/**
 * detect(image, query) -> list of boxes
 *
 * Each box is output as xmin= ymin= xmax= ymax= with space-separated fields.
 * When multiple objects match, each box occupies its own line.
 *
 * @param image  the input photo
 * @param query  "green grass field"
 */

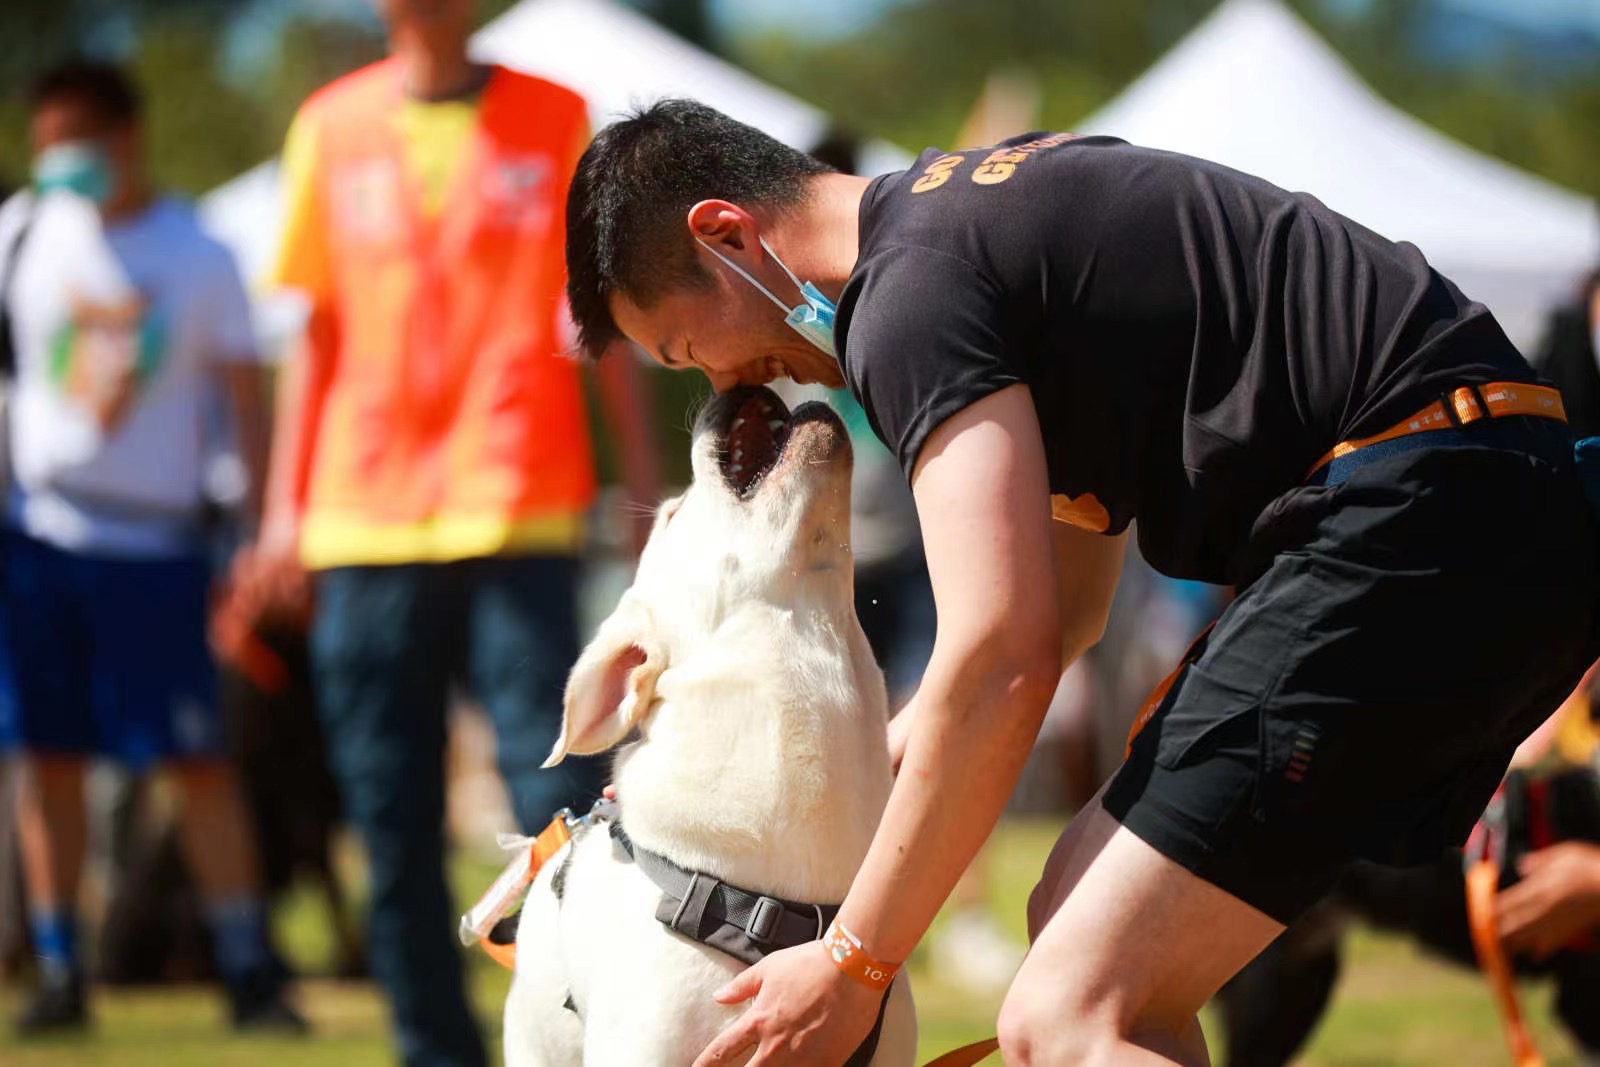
xmin=0 ymin=817 xmax=1581 ymax=1066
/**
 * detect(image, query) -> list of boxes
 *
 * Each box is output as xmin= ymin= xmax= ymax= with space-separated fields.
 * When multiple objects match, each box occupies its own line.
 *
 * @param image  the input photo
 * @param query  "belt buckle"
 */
xmin=1442 ymin=384 xmax=1488 ymax=428
xmin=745 ymin=896 xmax=783 ymax=943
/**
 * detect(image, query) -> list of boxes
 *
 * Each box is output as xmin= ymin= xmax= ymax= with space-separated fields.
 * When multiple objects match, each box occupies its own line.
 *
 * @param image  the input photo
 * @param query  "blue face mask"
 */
xmin=696 ymin=236 xmax=838 ymax=359
xmin=33 ymin=141 xmax=113 ymax=204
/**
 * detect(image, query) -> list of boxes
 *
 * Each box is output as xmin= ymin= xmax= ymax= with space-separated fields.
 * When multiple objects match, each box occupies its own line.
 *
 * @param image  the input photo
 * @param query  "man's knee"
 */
xmin=168 ymin=759 xmax=236 ymax=795
xmin=1025 ymin=875 xmax=1058 ymax=943
xmin=998 ymin=982 xmax=1111 ymax=1067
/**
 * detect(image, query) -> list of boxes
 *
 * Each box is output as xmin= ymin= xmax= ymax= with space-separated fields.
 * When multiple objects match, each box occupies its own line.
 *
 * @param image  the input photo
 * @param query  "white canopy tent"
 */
xmin=199 ymin=0 xmax=910 ymax=351
xmin=1078 ymin=0 xmax=1599 ymax=351
xmin=473 ymin=0 xmax=910 ymax=176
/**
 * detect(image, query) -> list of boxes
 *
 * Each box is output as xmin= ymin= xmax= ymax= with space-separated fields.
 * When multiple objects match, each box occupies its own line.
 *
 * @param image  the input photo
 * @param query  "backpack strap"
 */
xmin=0 ymin=193 xmax=39 ymax=380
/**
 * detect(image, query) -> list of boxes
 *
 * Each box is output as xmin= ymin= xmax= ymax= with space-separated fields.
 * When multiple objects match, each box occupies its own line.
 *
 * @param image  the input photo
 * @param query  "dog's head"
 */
xmin=546 ymin=385 xmax=867 ymax=767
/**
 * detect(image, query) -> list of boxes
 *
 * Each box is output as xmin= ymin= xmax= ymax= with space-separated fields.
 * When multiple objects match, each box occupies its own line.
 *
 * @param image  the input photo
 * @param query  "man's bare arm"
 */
xmin=887 ymin=497 xmax=1125 ymax=772
xmin=839 ymin=383 xmax=1122 ymax=962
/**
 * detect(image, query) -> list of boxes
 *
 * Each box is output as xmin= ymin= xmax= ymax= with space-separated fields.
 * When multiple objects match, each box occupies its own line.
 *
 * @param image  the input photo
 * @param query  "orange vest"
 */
xmin=285 ymin=60 xmax=594 ymax=568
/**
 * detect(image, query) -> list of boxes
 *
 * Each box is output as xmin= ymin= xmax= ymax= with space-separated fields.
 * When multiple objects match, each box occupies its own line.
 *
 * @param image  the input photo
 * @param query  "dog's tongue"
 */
xmin=726 ymin=393 xmax=787 ymax=497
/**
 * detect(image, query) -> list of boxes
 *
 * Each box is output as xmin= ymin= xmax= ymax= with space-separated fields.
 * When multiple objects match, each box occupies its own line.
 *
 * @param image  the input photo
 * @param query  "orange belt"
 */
xmin=1306 ymin=381 xmax=1566 ymax=479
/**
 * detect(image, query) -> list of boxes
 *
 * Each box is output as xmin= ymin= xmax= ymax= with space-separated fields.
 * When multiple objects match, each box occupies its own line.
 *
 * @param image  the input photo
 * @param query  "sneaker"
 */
xmin=14 ymin=968 xmax=88 ymax=1035
xmin=227 ymin=967 xmax=309 ymax=1035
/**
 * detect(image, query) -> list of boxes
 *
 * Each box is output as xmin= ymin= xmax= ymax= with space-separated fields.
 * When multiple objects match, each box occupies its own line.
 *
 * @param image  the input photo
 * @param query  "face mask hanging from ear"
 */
xmin=695 ymin=235 xmax=838 ymax=359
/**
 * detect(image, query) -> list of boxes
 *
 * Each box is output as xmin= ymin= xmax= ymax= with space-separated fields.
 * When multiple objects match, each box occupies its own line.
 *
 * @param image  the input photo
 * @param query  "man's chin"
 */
xmin=784 ymin=359 xmax=845 ymax=390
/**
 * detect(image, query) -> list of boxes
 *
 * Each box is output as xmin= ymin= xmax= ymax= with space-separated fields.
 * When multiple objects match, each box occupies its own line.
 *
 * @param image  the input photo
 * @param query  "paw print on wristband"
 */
xmin=823 ymin=920 xmax=899 ymax=991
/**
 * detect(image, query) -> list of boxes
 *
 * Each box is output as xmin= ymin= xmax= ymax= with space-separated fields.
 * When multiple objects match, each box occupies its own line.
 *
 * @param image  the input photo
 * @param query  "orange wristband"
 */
xmin=822 ymin=920 xmax=900 ymax=991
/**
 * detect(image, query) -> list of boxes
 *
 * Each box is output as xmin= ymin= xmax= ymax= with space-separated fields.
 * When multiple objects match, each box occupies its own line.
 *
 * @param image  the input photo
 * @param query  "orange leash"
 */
xmin=1463 ymin=791 xmax=1544 ymax=1067
xmin=1465 ymin=859 xmax=1543 ymax=1067
xmin=462 ymin=815 xmax=573 ymax=971
xmin=922 ymin=1037 xmax=1001 ymax=1066
xmin=1125 ymin=622 xmax=1217 ymax=757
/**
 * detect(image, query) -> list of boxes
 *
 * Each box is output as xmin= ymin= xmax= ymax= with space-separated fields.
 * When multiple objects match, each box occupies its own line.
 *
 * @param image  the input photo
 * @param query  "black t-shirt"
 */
xmin=836 ymin=134 xmax=1536 ymax=584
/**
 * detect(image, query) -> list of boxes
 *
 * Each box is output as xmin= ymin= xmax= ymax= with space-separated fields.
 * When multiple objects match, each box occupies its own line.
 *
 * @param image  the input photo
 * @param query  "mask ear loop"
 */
xmin=694 ymin=236 xmax=794 ymax=314
xmin=757 ymin=237 xmax=812 ymax=298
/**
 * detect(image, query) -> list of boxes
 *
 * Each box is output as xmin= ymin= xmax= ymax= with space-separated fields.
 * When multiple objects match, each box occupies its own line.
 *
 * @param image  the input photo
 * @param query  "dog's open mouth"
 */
xmin=722 ymin=389 xmax=792 ymax=499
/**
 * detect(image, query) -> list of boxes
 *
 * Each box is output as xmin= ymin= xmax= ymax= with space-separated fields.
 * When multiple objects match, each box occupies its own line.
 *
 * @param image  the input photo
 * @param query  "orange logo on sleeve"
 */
xmin=1050 ymin=491 xmax=1111 ymax=533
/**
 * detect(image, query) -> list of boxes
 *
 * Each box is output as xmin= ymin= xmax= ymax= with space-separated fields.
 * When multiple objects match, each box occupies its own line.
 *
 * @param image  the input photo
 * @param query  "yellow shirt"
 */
xmin=395 ymin=98 xmax=478 ymax=218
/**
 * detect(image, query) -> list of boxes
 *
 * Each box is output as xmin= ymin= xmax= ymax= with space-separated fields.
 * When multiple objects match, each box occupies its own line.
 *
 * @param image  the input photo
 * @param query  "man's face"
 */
xmin=610 ymin=245 xmax=845 ymax=394
xmin=374 ymin=0 xmax=475 ymax=37
xmin=31 ymin=97 xmax=136 ymax=198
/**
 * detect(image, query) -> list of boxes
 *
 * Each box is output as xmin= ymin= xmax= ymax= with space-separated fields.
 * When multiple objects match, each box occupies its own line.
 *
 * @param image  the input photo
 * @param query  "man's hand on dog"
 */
xmin=691 ymin=941 xmax=884 ymax=1067
xmin=1497 ymin=842 xmax=1600 ymax=959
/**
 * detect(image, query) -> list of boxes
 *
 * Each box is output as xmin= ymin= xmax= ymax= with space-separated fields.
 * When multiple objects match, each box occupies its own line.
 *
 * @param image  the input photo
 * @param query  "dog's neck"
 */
xmin=611 ymin=611 xmax=891 ymax=904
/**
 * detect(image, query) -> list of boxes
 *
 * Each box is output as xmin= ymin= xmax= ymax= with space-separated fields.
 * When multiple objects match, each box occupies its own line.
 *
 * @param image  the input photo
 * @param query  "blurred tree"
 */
xmin=733 ymin=0 xmax=1600 ymax=200
xmin=631 ymin=0 xmax=717 ymax=53
xmin=257 ymin=14 xmax=386 ymax=145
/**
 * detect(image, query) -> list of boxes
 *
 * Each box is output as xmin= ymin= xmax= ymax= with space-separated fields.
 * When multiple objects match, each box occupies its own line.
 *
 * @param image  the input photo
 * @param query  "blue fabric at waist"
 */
xmin=1307 ymin=416 xmax=1571 ymax=487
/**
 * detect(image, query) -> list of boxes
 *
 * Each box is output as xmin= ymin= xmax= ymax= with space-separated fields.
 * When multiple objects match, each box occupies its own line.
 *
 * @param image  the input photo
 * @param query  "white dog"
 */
xmin=502 ymin=386 xmax=916 ymax=1067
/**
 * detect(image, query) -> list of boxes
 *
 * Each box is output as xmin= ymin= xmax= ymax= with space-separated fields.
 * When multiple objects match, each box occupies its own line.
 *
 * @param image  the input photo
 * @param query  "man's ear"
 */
xmin=687 ymin=199 xmax=756 ymax=253
xmin=544 ymin=598 xmax=665 ymax=767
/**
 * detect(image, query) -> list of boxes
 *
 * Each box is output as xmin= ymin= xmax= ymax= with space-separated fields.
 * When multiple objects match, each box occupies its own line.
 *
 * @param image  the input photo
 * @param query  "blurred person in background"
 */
xmin=0 ymin=61 xmax=297 ymax=1034
xmin=1533 ymin=269 xmax=1600 ymax=438
xmin=252 ymin=1 xmax=660 ymax=1064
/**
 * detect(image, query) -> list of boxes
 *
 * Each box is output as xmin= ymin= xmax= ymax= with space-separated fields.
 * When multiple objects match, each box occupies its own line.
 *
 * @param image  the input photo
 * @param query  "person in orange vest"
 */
xmin=251 ymin=2 xmax=660 ymax=1063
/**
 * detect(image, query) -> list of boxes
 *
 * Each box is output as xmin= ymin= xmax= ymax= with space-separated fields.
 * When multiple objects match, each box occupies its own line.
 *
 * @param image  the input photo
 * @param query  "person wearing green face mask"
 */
xmin=0 ymin=62 xmax=299 ymax=1037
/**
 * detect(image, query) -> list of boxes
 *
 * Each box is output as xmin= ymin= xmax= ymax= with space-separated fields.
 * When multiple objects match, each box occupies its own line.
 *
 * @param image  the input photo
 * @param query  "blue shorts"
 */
xmin=0 ymin=530 xmax=222 ymax=769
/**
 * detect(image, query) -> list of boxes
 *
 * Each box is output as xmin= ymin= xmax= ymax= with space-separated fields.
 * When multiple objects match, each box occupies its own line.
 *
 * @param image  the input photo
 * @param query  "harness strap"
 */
xmin=610 ymin=822 xmax=896 ymax=1066
xmin=610 ymin=821 xmax=837 ymax=967
xmin=1306 ymin=381 xmax=1566 ymax=479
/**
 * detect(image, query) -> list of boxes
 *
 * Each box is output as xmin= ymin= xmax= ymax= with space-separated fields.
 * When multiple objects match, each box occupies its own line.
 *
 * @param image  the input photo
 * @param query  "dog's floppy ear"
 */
xmin=544 ymin=598 xmax=665 ymax=766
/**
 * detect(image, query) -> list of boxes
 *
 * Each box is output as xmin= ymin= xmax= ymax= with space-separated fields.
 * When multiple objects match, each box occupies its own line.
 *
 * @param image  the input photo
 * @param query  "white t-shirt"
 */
xmin=0 ymin=191 xmax=260 ymax=557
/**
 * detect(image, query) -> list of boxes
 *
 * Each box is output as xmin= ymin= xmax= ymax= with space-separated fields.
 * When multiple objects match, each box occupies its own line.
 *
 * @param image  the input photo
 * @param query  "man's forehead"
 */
xmin=32 ymin=99 xmax=111 ymax=142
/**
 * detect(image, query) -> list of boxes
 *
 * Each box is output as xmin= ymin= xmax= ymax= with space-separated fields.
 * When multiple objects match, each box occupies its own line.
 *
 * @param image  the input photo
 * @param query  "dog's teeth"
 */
xmin=733 ymin=448 xmax=743 ymax=461
xmin=730 ymin=464 xmax=743 ymax=475
xmin=732 ymin=417 xmax=745 ymax=430
xmin=769 ymin=420 xmax=784 ymax=431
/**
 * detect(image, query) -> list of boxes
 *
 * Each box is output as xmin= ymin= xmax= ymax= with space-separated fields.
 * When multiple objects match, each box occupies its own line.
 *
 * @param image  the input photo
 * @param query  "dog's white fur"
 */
xmin=503 ymin=391 xmax=916 ymax=1067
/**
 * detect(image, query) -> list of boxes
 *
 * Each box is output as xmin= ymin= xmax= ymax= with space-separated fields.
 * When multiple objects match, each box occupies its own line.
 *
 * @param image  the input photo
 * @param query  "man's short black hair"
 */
xmin=28 ymin=61 xmax=143 ymax=129
xmin=566 ymin=99 xmax=833 ymax=359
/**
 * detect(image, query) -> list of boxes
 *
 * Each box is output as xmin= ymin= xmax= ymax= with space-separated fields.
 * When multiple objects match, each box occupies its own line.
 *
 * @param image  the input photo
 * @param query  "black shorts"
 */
xmin=1103 ymin=416 xmax=1600 ymax=923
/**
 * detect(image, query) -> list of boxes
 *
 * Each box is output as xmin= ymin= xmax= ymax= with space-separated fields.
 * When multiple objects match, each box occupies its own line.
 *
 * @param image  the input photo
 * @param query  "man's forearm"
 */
xmin=221 ymin=364 xmax=272 ymax=525
xmin=837 ymin=656 xmax=1058 ymax=964
xmin=260 ymin=314 xmax=334 ymax=543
